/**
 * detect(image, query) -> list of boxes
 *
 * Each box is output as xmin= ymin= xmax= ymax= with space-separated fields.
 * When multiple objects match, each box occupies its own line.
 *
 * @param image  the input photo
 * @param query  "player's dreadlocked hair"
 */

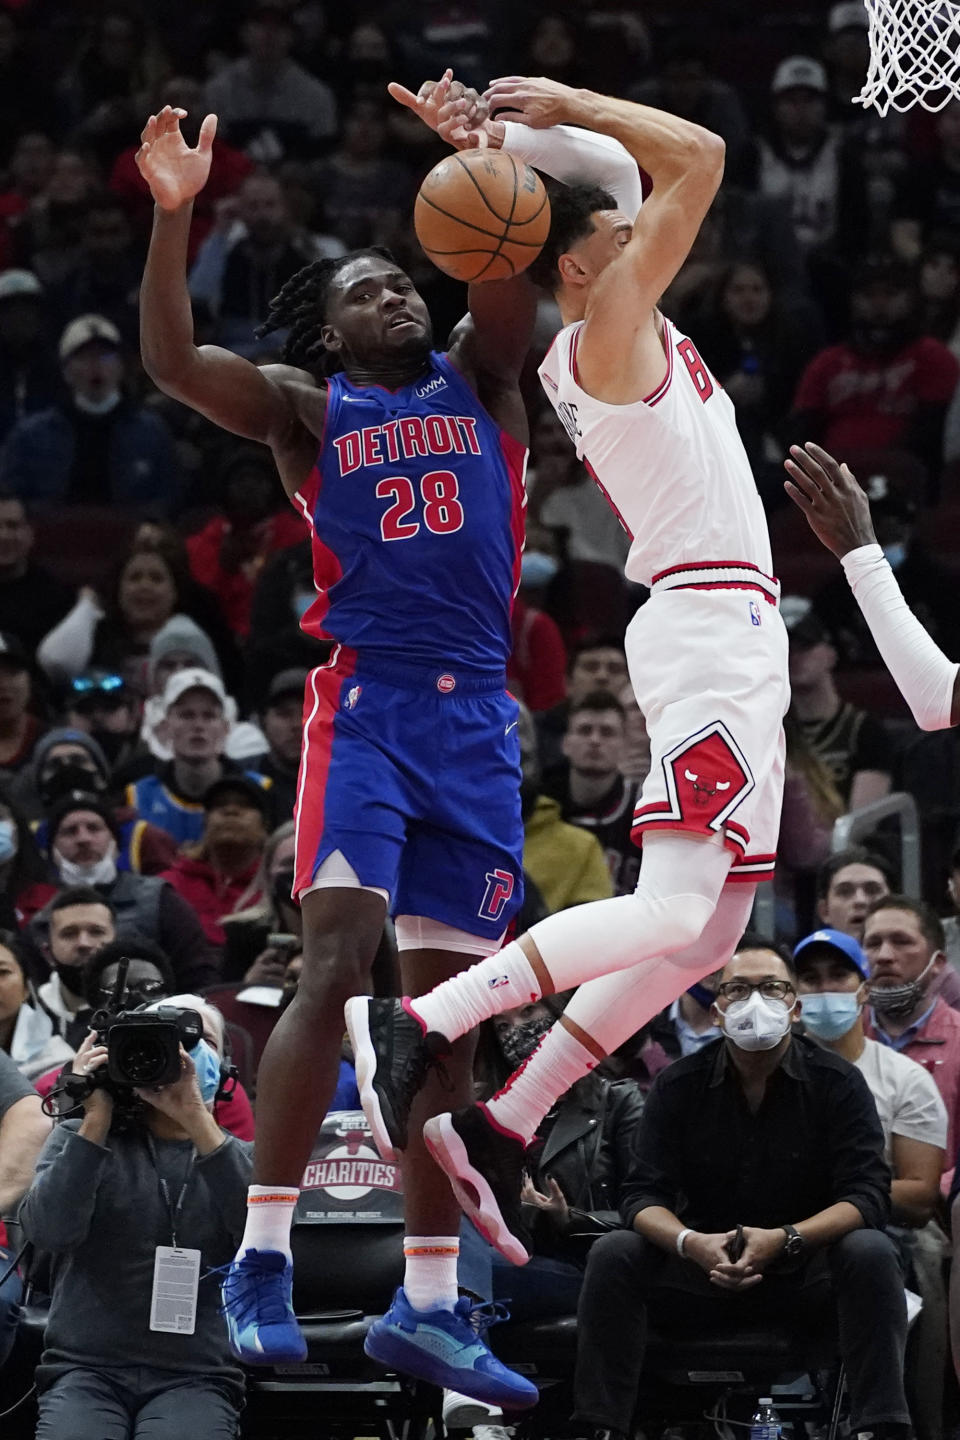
xmin=526 ymin=181 xmax=619 ymax=295
xmin=256 ymin=247 xmax=398 ymax=375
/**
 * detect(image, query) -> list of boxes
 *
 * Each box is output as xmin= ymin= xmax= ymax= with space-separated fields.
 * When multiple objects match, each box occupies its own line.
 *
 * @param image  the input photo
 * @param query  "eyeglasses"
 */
xmin=71 ymin=673 xmax=126 ymax=695
xmin=98 ymin=978 xmax=166 ymax=1003
xmin=716 ymin=979 xmax=796 ymax=1003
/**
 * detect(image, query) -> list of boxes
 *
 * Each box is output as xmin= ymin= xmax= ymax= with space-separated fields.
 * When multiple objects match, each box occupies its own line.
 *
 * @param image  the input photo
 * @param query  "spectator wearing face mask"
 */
xmin=33 ymin=941 xmax=255 ymax=1145
xmin=508 ymin=523 xmax=568 ymax=715
xmin=795 ymin=926 xmax=949 ymax=1440
xmin=33 ymin=886 xmax=118 ymax=1049
xmin=0 ymin=313 xmax=181 ymax=513
xmin=26 ymin=792 xmax=219 ymax=997
xmin=13 ymin=727 xmax=177 ymax=876
xmin=125 ymin=669 xmax=271 ymax=848
xmin=863 ymin=896 xmax=960 ymax=1190
xmin=451 ymin=996 xmax=644 ymax=1436
xmin=19 ymin=999 xmax=252 ymax=1440
xmin=574 ymin=935 xmax=905 ymax=1440
xmin=63 ymin=670 xmax=144 ymax=775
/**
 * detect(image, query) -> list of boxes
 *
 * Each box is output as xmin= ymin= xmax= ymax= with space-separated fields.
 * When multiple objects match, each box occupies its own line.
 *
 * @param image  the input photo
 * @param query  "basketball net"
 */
xmin=855 ymin=0 xmax=960 ymax=112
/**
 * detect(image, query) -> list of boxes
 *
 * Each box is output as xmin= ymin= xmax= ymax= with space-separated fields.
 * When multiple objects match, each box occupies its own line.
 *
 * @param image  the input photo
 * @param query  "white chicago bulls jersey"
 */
xmin=537 ymin=316 xmax=773 ymax=587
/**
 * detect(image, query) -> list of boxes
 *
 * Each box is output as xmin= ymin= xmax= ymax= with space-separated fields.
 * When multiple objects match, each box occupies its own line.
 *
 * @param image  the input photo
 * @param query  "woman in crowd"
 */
xmin=0 ymin=929 xmax=73 ymax=1080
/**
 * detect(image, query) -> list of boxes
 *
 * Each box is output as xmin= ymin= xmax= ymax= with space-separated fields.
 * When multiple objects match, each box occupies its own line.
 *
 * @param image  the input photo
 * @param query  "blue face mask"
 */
xmin=686 ymin=981 xmax=716 ymax=1010
xmin=882 ymin=542 xmax=907 ymax=571
xmin=800 ymin=991 xmax=862 ymax=1040
xmin=0 ymin=818 xmax=17 ymax=863
xmin=189 ymin=1039 xmax=222 ymax=1104
xmin=521 ymin=550 xmax=559 ymax=588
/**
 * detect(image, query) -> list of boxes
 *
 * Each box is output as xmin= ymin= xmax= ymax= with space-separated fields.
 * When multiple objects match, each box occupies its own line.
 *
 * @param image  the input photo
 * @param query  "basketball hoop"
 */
xmin=855 ymin=0 xmax=960 ymax=113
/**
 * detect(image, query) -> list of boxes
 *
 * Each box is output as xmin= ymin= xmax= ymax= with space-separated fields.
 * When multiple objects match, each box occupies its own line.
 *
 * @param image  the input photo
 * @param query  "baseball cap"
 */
xmin=772 ymin=56 xmax=829 ymax=94
xmin=161 ymin=666 xmax=228 ymax=714
xmin=58 ymin=313 xmax=122 ymax=362
xmin=266 ymin=668 xmax=308 ymax=705
xmin=793 ymin=927 xmax=870 ymax=980
xmin=0 ymin=632 xmax=29 ymax=670
xmin=203 ymin=774 xmax=271 ymax=817
xmin=829 ymin=2 xmax=868 ymax=32
xmin=781 ymin=595 xmax=830 ymax=649
xmin=0 ymin=269 xmax=42 ymax=302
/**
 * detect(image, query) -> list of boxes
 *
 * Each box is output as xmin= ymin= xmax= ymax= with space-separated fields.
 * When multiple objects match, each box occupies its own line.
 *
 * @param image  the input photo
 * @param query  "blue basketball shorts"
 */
xmin=292 ymin=654 xmax=524 ymax=942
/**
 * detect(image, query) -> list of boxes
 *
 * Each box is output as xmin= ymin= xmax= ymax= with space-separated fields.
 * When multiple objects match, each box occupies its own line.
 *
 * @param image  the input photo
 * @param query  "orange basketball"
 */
xmin=414 ymin=149 xmax=551 ymax=283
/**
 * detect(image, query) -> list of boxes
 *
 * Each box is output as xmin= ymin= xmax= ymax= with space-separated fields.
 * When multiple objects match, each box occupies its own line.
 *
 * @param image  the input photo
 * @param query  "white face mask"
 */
xmin=53 ymin=841 xmax=118 ymax=888
xmin=73 ymin=388 xmax=122 ymax=416
xmin=721 ymin=990 xmax=795 ymax=1051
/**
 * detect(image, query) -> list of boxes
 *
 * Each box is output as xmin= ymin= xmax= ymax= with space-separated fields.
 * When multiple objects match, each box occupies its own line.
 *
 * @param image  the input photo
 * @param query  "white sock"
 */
xmin=238 ymin=1185 xmax=300 ymax=1261
xmin=403 ymin=1235 xmax=460 ymax=1310
xmin=411 ymin=945 xmax=541 ymax=1041
xmin=484 ymin=885 xmax=757 ymax=1144
xmin=412 ymin=832 xmax=731 ymax=1043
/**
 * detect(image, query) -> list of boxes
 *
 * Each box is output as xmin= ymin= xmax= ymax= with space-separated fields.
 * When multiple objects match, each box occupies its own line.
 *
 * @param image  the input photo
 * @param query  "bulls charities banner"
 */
xmin=295 ymin=1110 xmax=405 ymax=1223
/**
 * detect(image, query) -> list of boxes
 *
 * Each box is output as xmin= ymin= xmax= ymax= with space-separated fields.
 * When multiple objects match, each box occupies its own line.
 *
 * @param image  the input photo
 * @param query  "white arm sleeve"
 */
xmin=36 ymin=592 xmax=102 ymax=681
xmin=840 ymin=544 xmax=957 ymax=731
xmin=500 ymin=122 xmax=644 ymax=219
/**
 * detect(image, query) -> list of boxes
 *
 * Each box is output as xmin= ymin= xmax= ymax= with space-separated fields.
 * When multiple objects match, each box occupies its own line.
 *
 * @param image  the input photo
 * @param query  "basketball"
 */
xmin=414 ymin=149 xmax=551 ymax=283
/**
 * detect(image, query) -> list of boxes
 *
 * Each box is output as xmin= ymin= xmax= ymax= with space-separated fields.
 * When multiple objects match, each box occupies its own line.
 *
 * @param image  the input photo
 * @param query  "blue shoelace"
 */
xmin=212 ymin=1254 xmax=293 ymax=1329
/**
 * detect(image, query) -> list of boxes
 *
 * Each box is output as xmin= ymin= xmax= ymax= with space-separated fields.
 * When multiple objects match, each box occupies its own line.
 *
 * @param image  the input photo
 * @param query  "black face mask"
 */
xmin=52 ymin=960 xmax=87 ymax=1001
xmin=40 ymin=760 xmax=106 ymax=809
xmin=498 ymin=1015 xmax=554 ymax=1069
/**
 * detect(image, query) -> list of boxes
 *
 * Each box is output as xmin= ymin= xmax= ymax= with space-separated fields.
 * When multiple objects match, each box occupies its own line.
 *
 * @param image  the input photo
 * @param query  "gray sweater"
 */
xmin=20 ymin=1120 xmax=252 ymax=1396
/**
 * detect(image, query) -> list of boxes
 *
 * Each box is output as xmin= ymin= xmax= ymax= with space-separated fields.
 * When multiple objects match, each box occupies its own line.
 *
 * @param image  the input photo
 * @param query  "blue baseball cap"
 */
xmin=793 ymin=928 xmax=870 ymax=980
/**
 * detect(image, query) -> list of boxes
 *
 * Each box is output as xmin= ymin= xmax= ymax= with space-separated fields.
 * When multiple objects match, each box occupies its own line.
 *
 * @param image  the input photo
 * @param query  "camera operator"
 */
xmin=19 ymin=1003 xmax=252 ymax=1438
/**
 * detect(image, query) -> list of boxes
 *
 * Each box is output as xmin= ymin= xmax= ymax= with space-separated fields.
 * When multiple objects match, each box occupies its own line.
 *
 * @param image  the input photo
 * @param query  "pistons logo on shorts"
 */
xmin=633 ymin=721 xmax=755 ymax=840
xmin=436 ymin=673 xmax=457 ymax=694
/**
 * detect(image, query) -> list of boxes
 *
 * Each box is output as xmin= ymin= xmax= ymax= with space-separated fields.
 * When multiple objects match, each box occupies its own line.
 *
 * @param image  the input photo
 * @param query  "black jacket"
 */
xmin=526 ymin=1073 xmax=645 ymax=1262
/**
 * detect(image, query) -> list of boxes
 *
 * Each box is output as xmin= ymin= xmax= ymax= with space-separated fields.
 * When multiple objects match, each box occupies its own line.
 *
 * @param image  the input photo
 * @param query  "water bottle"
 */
xmin=750 ymin=1397 xmax=782 ymax=1440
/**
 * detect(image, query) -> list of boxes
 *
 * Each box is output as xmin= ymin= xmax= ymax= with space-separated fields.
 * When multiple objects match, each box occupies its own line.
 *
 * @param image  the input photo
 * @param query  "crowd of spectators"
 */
xmin=1 ymin=0 xmax=960 ymax=1437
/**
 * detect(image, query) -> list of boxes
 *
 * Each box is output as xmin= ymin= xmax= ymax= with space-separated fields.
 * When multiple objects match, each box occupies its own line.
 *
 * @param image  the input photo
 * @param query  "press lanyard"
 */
xmin=145 ymin=1133 xmax=196 ymax=1249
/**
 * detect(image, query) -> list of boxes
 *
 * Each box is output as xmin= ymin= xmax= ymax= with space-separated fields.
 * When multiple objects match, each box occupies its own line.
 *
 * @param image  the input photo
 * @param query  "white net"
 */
xmin=856 ymin=0 xmax=960 ymax=113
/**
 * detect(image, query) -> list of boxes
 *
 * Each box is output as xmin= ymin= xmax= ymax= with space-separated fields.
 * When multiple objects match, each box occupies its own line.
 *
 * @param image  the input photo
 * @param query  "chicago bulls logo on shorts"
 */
xmin=632 ymin=721 xmax=755 ymax=844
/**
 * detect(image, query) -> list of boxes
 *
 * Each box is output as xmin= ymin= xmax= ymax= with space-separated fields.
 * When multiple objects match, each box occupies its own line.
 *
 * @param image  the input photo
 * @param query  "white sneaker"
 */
xmin=473 ymin=1428 xmax=514 ymax=1440
xmin=441 ymin=1388 xmax=503 ymax=1431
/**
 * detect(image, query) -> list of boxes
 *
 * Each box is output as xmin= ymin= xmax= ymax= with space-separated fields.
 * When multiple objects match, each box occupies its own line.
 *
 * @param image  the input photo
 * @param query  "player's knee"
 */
xmin=296 ymin=936 xmax=375 ymax=1010
xmin=627 ymin=887 xmax=717 ymax=955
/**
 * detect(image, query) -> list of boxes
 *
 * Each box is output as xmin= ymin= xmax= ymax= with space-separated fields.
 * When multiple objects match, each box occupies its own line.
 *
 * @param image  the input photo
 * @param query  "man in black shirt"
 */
xmin=542 ymin=691 xmax=642 ymax=896
xmin=574 ymin=937 xmax=907 ymax=1440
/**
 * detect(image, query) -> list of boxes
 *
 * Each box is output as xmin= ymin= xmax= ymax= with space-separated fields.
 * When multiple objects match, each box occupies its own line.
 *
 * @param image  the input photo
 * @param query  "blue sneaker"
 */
xmin=364 ymin=1286 xmax=538 ymax=1410
xmin=220 ymin=1247 xmax=307 ymax=1364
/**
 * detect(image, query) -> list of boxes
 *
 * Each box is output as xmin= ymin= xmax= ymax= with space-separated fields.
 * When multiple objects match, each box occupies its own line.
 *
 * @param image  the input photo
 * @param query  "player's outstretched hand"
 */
xmin=135 ymin=104 xmax=217 ymax=212
xmin=483 ymin=74 xmax=580 ymax=128
xmin=387 ymin=68 xmax=494 ymax=150
xmin=783 ymin=442 xmax=878 ymax=559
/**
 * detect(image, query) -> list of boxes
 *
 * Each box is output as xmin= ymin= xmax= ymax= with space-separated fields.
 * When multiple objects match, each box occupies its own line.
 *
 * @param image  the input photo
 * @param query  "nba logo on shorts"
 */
xmin=749 ymin=601 xmax=761 ymax=627
xmin=345 ymin=684 xmax=362 ymax=710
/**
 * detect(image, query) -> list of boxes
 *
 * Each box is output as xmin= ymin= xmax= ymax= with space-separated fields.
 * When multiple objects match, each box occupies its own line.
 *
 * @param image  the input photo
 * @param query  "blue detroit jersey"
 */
xmin=293 ymin=352 xmax=526 ymax=673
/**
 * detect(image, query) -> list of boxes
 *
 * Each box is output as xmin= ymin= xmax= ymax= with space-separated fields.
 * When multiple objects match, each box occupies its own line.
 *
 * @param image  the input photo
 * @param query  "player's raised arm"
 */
xmin=138 ymin=106 xmax=307 ymax=448
xmin=483 ymin=78 xmax=723 ymax=314
xmin=785 ymin=442 xmax=960 ymax=729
